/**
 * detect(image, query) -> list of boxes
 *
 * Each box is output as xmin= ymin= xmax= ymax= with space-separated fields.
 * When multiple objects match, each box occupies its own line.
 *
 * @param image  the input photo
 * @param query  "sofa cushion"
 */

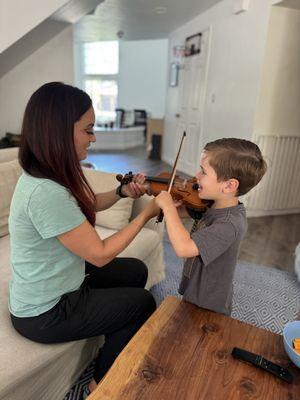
xmin=0 ymin=235 xmax=102 ymax=400
xmin=0 ymin=159 xmax=22 ymax=237
xmin=83 ymin=167 xmax=134 ymax=230
xmin=0 ymin=147 xmax=19 ymax=163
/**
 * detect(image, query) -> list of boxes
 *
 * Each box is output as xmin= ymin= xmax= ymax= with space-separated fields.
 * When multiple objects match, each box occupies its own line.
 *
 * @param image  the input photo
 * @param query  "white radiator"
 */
xmin=244 ymin=135 xmax=300 ymax=217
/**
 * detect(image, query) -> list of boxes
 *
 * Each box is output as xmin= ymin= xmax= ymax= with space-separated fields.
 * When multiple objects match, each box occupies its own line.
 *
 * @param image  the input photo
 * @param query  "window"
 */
xmin=82 ymin=41 xmax=119 ymax=124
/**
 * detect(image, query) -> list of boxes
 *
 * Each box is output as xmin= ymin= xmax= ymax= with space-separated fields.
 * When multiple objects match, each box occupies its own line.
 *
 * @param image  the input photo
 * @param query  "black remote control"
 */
xmin=232 ymin=347 xmax=294 ymax=384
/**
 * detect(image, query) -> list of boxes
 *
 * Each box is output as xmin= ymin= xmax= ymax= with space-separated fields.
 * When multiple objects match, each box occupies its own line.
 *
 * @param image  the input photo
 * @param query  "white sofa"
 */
xmin=0 ymin=147 xmax=165 ymax=400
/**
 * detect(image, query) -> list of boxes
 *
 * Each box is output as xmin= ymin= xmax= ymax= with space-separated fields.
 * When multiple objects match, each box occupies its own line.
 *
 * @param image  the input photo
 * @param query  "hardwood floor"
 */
xmin=86 ymin=146 xmax=300 ymax=273
xmin=87 ymin=145 xmax=172 ymax=176
xmin=239 ymin=213 xmax=300 ymax=273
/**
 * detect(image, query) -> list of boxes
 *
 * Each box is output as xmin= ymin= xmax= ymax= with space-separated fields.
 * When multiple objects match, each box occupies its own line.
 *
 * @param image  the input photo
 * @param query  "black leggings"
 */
xmin=10 ymin=258 xmax=157 ymax=383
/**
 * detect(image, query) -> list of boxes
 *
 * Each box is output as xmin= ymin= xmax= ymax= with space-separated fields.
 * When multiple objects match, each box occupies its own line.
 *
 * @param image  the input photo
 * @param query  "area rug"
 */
xmin=152 ymin=241 xmax=300 ymax=334
xmin=63 ymin=241 xmax=300 ymax=400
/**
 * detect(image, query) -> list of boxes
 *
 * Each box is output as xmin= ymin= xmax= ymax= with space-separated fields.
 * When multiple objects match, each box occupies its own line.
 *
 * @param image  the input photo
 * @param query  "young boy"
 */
xmin=155 ymin=138 xmax=267 ymax=315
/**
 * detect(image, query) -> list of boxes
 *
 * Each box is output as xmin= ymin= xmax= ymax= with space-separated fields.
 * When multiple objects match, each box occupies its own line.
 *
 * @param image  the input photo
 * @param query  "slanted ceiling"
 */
xmin=75 ymin=0 xmax=222 ymax=41
xmin=0 ymin=0 xmax=223 ymax=78
xmin=276 ymin=0 xmax=300 ymax=10
xmin=0 ymin=0 xmax=104 ymax=79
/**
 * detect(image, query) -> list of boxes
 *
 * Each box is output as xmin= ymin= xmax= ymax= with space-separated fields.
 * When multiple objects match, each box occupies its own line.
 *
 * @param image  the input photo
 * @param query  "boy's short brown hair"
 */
xmin=204 ymin=138 xmax=267 ymax=196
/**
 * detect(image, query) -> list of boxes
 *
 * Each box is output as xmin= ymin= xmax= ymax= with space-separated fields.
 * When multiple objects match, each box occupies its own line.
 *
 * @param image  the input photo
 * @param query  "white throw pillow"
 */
xmin=83 ymin=168 xmax=134 ymax=230
xmin=0 ymin=158 xmax=22 ymax=237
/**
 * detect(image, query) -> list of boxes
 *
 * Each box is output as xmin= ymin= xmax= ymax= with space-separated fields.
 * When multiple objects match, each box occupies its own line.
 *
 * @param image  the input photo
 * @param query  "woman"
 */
xmin=9 ymin=82 xmax=158 ymax=398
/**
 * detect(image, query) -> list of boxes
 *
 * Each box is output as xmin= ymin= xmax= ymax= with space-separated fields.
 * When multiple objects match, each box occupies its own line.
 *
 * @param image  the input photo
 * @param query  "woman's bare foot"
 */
xmin=88 ymin=378 xmax=97 ymax=393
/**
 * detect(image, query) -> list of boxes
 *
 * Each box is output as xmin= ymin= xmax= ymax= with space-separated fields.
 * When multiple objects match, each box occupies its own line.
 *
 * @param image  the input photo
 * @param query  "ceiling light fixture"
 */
xmin=154 ymin=6 xmax=167 ymax=14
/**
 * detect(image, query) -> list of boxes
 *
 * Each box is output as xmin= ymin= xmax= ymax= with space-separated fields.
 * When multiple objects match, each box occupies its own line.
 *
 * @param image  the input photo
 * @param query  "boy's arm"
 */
xmin=163 ymin=205 xmax=199 ymax=258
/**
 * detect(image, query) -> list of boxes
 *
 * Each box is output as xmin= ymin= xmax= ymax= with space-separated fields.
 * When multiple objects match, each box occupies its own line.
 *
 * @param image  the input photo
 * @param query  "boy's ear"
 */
xmin=224 ymin=178 xmax=239 ymax=194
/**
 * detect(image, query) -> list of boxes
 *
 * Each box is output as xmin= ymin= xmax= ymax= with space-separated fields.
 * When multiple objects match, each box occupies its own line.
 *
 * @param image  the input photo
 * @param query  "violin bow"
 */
xmin=156 ymin=131 xmax=186 ymax=224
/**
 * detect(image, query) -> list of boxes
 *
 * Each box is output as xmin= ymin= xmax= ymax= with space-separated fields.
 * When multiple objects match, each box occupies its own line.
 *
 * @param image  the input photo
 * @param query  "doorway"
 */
xmin=175 ymin=28 xmax=211 ymax=175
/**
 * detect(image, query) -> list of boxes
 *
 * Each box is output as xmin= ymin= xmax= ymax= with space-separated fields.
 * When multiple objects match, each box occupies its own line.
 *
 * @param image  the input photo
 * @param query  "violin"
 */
xmin=116 ymin=171 xmax=212 ymax=211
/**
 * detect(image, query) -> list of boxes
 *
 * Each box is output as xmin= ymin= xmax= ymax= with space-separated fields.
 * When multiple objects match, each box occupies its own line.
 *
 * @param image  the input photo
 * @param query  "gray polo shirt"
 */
xmin=179 ymin=203 xmax=247 ymax=315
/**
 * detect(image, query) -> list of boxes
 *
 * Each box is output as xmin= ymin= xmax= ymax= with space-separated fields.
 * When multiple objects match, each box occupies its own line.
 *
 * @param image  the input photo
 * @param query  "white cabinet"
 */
xmin=91 ymin=126 xmax=144 ymax=150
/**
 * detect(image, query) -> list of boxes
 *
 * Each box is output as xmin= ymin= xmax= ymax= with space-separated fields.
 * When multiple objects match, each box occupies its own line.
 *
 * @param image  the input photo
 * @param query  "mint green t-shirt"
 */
xmin=8 ymin=173 xmax=86 ymax=317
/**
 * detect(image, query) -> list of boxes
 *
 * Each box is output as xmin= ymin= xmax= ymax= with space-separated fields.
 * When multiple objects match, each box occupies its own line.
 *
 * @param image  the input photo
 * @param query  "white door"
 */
xmin=176 ymin=28 xmax=211 ymax=176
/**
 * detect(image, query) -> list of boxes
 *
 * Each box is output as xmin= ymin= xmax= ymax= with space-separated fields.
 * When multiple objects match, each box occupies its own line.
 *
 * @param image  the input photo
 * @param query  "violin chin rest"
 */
xmin=172 ymin=194 xmax=184 ymax=202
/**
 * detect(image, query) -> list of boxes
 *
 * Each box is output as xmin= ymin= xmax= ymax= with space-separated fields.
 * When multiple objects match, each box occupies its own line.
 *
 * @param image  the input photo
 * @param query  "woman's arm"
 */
xmin=58 ymin=199 xmax=159 ymax=267
xmin=95 ymin=173 xmax=149 ymax=212
xmin=95 ymin=190 xmax=120 ymax=211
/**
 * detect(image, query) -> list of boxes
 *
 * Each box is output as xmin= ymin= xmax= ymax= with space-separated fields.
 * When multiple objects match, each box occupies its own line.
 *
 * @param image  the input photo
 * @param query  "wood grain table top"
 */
xmin=88 ymin=296 xmax=300 ymax=400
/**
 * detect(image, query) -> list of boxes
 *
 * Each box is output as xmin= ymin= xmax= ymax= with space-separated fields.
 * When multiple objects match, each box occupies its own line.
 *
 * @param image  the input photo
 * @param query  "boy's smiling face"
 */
xmin=196 ymin=151 xmax=240 ymax=206
xmin=196 ymin=151 xmax=226 ymax=201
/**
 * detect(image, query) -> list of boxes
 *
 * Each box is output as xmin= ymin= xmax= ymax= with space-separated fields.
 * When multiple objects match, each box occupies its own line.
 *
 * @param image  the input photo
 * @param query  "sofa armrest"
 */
xmin=130 ymin=195 xmax=164 ymax=238
xmin=0 ymin=147 xmax=19 ymax=163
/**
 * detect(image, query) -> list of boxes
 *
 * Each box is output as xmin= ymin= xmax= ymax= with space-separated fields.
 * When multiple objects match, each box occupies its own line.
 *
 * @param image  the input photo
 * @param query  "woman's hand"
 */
xmin=121 ymin=173 xmax=151 ymax=198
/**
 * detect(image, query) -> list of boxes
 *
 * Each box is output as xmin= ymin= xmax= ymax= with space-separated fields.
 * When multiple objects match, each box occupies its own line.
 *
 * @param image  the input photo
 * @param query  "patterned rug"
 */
xmin=153 ymin=241 xmax=300 ymax=334
xmin=63 ymin=362 xmax=95 ymax=400
xmin=64 ymin=241 xmax=300 ymax=400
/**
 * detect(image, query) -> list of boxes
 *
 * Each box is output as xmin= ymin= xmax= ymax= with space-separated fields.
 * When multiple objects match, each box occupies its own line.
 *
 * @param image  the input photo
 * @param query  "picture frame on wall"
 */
xmin=169 ymin=62 xmax=179 ymax=87
xmin=185 ymin=32 xmax=202 ymax=57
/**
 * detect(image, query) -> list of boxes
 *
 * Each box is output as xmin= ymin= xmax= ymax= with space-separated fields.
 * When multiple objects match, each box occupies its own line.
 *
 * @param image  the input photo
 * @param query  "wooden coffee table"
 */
xmin=88 ymin=296 xmax=300 ymax=399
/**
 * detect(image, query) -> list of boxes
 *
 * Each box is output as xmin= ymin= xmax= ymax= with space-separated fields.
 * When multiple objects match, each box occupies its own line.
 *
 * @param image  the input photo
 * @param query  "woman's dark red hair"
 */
xmin=19 ymin=82 xmax=96 ymax=225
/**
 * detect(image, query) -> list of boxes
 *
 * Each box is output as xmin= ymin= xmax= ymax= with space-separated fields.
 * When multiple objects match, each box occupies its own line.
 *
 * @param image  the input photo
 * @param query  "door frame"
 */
xmin=176 ymin=25 xmax=212 ymax=176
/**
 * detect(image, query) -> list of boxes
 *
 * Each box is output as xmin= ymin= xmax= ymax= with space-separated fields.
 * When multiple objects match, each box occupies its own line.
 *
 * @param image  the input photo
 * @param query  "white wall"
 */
xmin=118 ymin=39 xmax=168 ymax=118
xmin=163 ymin=0 xmax=273 ymax=164
xmin=254 ymin=6 xmax=300 ymax=137
xmin=0 ymin=0 xmax=68 ymax=53
xmin=0 ymin=27 xmax=74 ymax=137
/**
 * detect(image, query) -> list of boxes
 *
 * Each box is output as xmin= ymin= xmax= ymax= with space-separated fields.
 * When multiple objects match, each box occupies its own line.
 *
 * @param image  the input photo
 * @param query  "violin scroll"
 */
xmin=116 ymin=171 xmax=134 ymax=185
